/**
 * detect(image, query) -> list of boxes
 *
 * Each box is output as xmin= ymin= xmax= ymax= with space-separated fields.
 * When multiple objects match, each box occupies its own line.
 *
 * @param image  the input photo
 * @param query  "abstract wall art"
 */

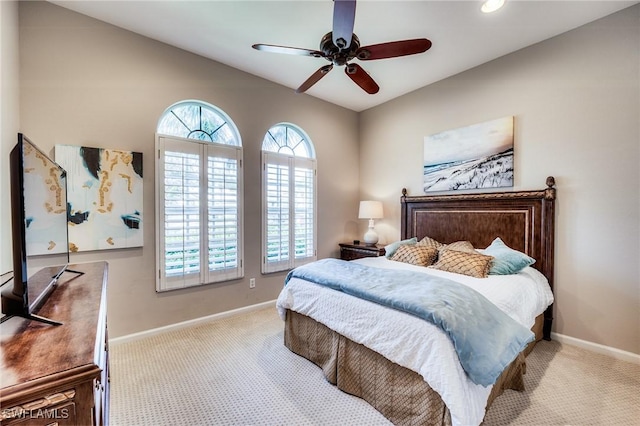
xmin=22 ymin=142 xmax=69 ymax=256
xmin=55 ymin=144 xmax=143 ymax=252
xmin=423 ymin=116 xmax=514 ymax=192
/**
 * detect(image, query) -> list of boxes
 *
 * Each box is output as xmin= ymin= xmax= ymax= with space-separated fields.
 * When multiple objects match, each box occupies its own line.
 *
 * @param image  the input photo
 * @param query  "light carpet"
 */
xmin=109 ymin=307 xmax=639 ymax=426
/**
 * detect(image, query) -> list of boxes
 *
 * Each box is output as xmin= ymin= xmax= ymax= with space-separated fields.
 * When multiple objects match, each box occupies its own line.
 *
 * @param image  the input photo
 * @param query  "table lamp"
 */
xmin=358 ymin=200 xmax=383 ymax=245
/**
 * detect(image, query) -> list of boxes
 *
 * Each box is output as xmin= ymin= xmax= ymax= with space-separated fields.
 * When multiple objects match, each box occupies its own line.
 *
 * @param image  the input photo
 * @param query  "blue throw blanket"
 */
xmin=285 ymin=258 xmax=534 ymax=387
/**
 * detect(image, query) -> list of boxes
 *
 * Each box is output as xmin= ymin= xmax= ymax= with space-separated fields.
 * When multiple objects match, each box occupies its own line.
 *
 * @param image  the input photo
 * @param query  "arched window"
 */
xmin=261 ymin=123 xmax=316 ymax=273
xmin=157 ymin=102 xmax=240 ymax=145
xmin=156 ymin=100 xmax=243 ymax=291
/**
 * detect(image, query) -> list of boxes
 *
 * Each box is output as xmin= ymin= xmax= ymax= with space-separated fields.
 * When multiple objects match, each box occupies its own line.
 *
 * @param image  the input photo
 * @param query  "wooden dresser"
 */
xmin=1 ymin=261 xmax=109 ymax=426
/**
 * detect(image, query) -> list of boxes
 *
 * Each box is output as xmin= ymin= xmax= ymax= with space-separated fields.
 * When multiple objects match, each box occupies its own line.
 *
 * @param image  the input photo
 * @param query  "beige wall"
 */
xmin=0 ymin=1 xmax=19 ymax=274
xmin=15 ymin=1 xmax=359 ymax=337
xmin=359 ymin=6 xmax=640 ymax=354
xmin=5 ymin=2 xmax=638 ymax=354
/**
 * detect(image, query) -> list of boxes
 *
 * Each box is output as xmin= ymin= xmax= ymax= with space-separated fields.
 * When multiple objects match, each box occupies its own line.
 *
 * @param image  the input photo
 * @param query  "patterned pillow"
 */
xmin=384 ymin=237 xmax=417 ymax=258
xmin=416 ymin=236 xmax=444 ymax=249
xmin=440 ymin=240 xmax=476 ymax=254
xmin=390 ymin=245 xmax=439 ymax=266
xmin=430 ymin=249 xmax=494 ymax=278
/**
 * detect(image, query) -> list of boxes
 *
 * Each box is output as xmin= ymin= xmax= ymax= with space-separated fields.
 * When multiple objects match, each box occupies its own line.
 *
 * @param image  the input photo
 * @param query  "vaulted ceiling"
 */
xmin=50 ymin=1 xmax=637 ymax=112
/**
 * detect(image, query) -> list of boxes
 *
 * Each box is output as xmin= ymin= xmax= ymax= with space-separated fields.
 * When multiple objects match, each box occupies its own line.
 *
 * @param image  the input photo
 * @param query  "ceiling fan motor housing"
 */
xmin=321 ymin=32 xmax=361 ymax=66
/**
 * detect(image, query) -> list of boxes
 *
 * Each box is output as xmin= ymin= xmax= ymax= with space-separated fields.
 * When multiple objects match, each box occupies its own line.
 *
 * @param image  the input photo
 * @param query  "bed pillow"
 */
xmin=390 ymin=245 xmax=438 ymax=266
xmin=429 ymin=249 xmax=493 ymax=278
xmin=483 ymin=237 xmax=535 ymax=275
xmin=439 ymin=240 xmax=476 ymax=254
xmin=416 ymin=235 xmax=444 ymax=249
xmin=384 ymin=237 xmax=418 ymax=258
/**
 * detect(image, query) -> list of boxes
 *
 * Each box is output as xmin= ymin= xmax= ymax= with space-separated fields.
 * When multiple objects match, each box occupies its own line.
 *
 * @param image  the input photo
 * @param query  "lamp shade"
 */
xmin=358 ymin=201 xmax=383 ymax=219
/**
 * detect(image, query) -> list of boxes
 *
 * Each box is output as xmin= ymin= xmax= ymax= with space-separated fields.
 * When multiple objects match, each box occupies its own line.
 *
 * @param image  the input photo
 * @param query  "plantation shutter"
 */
xmin=262 ymin=152 xmax=316 ymax=273
xmin=158 ymin=137 xmax=202 ymax=290
xmin=206 ymin=144 xmax=243 ymax=282
xmin=157 ymin=136 xmax=243 ymax=291
xmin=262 ymin=152 xmax=290 ymax=273
xmin=293 ymin=157 xmax=316 ymax=267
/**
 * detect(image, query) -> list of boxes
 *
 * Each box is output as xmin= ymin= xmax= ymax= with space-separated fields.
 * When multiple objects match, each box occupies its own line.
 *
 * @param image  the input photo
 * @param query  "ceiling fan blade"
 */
xmin=252 ymin=43 xmax=324 ymax=58
xmin=296 ymin=64 xmax=334 ymax=93
xmin=356 ymin=38 xmax=432 ymax=61
xmin=345 ymin=63 xmax=379 ymax=94
xmin=332 ymin=0 xmax=356 ymax=50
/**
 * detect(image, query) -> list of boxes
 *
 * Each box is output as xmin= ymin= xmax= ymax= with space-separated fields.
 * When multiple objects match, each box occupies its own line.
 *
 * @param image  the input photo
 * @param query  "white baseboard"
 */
xmin=109 ymin=299 xmax=277 ymax=346
xmin=551 ymin=332 xmax=640 ymax=365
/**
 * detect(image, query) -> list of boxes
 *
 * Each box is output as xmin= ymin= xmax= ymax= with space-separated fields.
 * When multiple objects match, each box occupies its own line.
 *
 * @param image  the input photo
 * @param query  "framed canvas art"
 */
xmin=423 ymin=116 xmax=514 ymax=192
xmin=55 ymin=144 xmax=143 ymax=252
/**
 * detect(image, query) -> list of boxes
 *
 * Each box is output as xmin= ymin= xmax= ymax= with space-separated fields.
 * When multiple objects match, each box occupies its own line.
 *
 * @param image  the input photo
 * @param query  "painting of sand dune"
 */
xmin=423 ymin=116 xmax=514 ymax=192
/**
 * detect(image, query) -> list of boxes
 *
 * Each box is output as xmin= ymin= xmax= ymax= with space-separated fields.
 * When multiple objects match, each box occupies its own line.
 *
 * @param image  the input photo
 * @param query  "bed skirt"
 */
xmin=284 ymin=309 xmax=535 ymax=426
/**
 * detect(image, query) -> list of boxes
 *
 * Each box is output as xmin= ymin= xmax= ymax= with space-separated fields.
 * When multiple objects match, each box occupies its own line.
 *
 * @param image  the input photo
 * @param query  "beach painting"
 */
xmin=55 ymin=144 xmax=143 ymax=252
xmin=423 ymin=116 xmax=514 ymax=192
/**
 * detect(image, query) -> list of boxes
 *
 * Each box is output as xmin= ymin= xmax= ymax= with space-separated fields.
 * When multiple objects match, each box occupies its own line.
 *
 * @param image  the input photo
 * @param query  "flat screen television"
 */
xmin=1 ymin=133 xmax=81 ymax=325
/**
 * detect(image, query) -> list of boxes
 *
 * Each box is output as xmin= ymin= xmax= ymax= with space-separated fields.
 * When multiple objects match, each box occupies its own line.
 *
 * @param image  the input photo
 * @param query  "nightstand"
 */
xmin=339 ymin=242 xmax=385 ymax=261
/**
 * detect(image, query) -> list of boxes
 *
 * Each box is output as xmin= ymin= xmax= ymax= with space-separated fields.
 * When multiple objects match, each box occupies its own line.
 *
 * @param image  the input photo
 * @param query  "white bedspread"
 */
xmin=276 ymin=256 xmax=554 ymax=426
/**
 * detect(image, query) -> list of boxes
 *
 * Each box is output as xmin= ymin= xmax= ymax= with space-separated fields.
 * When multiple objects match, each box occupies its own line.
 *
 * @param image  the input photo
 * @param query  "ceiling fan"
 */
xmin=252 ymin=0 xmax=432 ymax=95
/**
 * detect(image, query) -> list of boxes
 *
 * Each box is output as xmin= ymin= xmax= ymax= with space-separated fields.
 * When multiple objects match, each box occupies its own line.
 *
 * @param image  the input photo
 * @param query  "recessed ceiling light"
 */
xmin=481 ymin=0 xmax=506 ymax=13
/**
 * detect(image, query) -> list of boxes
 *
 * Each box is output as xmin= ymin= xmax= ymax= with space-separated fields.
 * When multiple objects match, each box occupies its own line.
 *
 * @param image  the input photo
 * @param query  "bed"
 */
xmin=276 ymin=177 xmax=556 ymax=426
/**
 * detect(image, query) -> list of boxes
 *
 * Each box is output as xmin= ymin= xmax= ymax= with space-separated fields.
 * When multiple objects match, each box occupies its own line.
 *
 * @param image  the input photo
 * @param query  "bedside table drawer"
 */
xmin=339 ymin=243 xmax=385 ymax=260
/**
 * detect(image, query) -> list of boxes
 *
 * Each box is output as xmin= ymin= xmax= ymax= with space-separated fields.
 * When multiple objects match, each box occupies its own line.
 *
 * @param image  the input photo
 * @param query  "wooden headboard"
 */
xmin=401 ymin=176 xmax=556 ymax=338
